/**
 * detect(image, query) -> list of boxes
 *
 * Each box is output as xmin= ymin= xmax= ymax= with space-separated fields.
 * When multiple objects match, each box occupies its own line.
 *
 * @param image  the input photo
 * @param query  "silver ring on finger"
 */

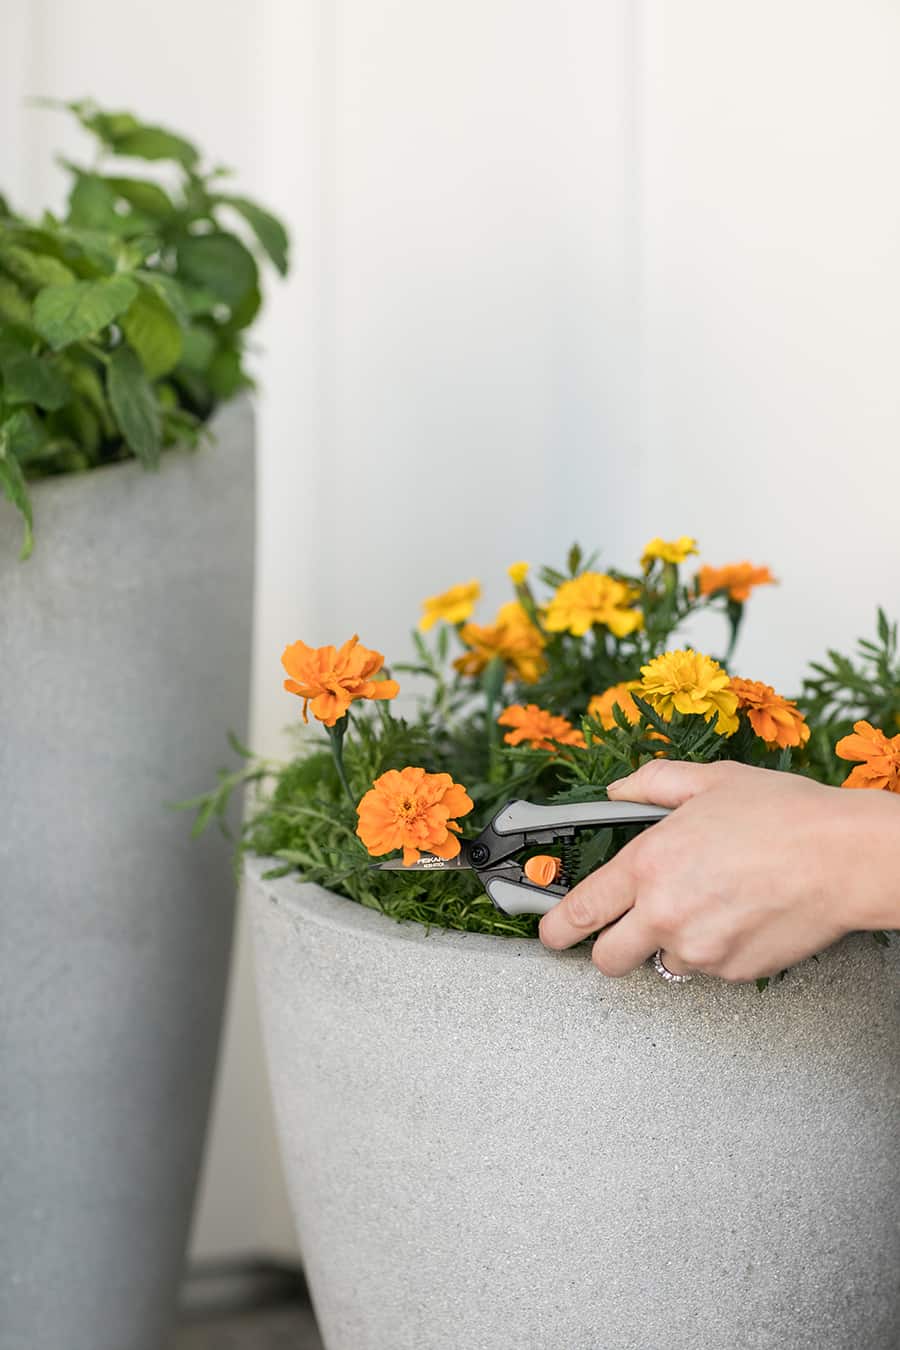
xmin=652 ymin=948 xmax=693 ymax=983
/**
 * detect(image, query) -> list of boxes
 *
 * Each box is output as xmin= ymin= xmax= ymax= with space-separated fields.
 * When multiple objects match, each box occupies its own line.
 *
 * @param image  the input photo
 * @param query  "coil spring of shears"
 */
xmin=560 ymin=839 xmax=581 ymax=889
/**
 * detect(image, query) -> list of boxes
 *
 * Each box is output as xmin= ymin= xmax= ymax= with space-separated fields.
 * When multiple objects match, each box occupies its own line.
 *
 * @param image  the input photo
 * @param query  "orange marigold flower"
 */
xmin=455 ymin=602 xmax=546 ymax=684
xmin=729 ymin=677 xmax=810 ymax=749
xmin=497 ymin=703 xmax=586 ymax=751
xmin=544 ymin=572 xmax=643 ymax=639
xmin=836 ymin=721 xmax=900 ymax=793
xmin=419 ymin=579 xmax=481 ymax=631
xmin=356 ymin=766 xmax=474 ymax=865
xmin=282 ymin=634 xmax=399 ymax=727
xmin=698 ymin=562 xmax=775 ymax=603
xmin=587 ymin=681 xmax=642 ymax=730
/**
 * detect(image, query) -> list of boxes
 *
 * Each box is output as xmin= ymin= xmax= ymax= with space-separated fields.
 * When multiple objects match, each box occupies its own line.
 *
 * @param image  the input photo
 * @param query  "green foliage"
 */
xmin=179 ymin=546 xmax=780 ymax=935
xmin=0 ymin=99 xmax=289 ymax=557
xmin=528 ymin=545 xmax=742 ymax=718
xmin=185 ymin=546 xmax=898 ymax=949
xmin=801 ymin=610 xmax=900 ymax=785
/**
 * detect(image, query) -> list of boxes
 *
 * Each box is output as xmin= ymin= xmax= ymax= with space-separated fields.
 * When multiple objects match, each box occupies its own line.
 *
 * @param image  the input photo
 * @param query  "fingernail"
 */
xmin=606 ymin=775 xmax=631 ymax=793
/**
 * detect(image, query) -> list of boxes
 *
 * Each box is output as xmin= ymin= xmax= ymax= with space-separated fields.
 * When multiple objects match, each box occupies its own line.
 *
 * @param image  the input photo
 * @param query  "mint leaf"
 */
xmin=0 ymin=243 xmax=75 ymax=291
xmin=114 ymin=126 xmax=198 ymax=168
xmin=0 ymin=277 xmax=32 ymax=327
xmin=104 ymin=177 xmax=175 ymax=218
xmin=176 ymin=232 xmax=258 ymax=309
xmin=107 ymin=345 xmax=161 ymax=466
xmin=0 ymin=351 xmax=70 ymax=409
xmin=207 ymin=345 xmax=251 ymax=398
xmin=67 ymin=172 xmax=120 ymax=229
xmin=61 ymin=101 xmax=199 ymax=169
xmin=179 ymin=324 xmax=217 ymax=372
xmin=217 ymin=195 xmax=289 ymax=275
xmin=122 ymin=282 xmax=184 ymax=377
xmin=33 ymin=275 xmax=138 ymax=349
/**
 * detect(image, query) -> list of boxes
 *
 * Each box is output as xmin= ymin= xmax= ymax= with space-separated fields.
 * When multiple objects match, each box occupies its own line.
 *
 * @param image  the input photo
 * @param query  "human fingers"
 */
xmin=588 ymin=908 xmax=662 ymax=977
xmin=606 ymin=758 xmax=749 ymax=808
xmin=539 ymin=851 xmax=636 ymax=950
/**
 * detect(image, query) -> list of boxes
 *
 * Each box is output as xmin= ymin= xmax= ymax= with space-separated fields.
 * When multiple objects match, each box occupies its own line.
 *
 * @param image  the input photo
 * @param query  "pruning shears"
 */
xmin=372 ymin=798 xmax=670 ymax=916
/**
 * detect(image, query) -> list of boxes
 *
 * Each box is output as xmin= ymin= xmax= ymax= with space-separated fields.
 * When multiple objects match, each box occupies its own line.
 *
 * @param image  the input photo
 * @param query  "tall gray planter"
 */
xmin=0 ymin=399 xmax=254 ymax=1350
xmin=249 ymin=857 xmax=900 ymax=1350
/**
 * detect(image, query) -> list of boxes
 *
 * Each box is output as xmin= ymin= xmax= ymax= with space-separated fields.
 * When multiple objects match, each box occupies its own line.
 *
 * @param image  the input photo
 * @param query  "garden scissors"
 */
xmin=372 ymin=799 xmax=669 ymax=916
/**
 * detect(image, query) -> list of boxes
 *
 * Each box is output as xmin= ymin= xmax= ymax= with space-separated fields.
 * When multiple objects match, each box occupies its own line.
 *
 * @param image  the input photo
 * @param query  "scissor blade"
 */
xmin=371 ymin=844 xmax=475 ymax=872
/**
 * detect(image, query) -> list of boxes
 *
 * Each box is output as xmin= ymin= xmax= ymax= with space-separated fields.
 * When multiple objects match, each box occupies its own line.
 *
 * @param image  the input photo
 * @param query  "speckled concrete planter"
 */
xmin=0 ymin=399 xmax=254 ymax=1350
xmin=249 ymin=856 xmax=900 ymax=1350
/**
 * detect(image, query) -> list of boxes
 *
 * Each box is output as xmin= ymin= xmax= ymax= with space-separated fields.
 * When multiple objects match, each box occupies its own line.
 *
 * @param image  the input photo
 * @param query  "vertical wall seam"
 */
xmin=316 ymin=0 xmax=338 ymax=640
xmin=623 ymin=0 xmax=646 ymax=507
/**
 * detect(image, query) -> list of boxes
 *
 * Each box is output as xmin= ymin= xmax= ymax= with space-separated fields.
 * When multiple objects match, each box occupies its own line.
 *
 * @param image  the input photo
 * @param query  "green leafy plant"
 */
xmin=184 ymin=539 xmax=899 ymax=950
xmin=0 ymin=99 xmax=289 ymax=557
xmin=801 ymin=609 xmax=900 ymax=784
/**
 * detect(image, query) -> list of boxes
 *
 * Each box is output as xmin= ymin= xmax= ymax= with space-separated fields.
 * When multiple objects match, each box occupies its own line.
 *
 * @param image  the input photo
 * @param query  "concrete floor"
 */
xmin=174 ymin=1302 xmax=325 ymax=1350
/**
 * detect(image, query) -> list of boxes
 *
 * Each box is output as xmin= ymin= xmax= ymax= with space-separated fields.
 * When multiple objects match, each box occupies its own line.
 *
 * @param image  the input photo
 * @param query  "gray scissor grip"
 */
xmin=492 ymin=799 xmax=670 ymax=835
xmin=485 ymin=876 xmax=560 ymax=917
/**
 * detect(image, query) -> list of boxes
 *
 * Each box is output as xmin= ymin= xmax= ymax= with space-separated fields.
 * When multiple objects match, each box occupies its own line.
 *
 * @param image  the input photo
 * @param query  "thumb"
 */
xmin=607 ymin=758 xmax=738 ymax=809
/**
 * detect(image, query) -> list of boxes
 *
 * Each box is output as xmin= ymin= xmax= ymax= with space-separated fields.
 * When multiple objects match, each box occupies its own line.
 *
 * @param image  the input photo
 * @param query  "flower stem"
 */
xmin=724 ymin=599 xmax=744 ymax=665
xmin=327 ymin=722 xmax=356 ymax=809
xmin=482 ymin=655 xmax=506 ymax=782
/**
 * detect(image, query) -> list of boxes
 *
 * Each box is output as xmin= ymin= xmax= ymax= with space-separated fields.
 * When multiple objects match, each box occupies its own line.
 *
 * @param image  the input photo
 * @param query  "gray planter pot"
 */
xmin=249 ymin=857 xmax=900 ymax=1350
xmin=0 ymin=399 xmax=254 ymax=1350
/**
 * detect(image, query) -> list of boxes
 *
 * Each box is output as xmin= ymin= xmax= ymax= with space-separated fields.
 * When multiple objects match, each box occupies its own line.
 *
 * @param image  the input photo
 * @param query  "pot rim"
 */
xmin=244 ymin=852 xmax=567 ymax=966
xmin=244 ymin=853 xmax=891 ymax=984
xmin=11 ymin=392 xmax=252 ymax=506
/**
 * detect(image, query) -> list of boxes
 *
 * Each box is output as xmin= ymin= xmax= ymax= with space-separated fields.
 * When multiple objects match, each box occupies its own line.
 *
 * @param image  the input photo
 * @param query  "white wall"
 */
xmin=637 ymin=0 xmax=900 ymax=687
xmin=4 ymin=0 xmax=899 ymax=1258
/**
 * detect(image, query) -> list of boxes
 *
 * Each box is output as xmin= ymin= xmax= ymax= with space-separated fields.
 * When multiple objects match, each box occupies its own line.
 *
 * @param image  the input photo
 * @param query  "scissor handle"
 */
xmin=492 ymin=798 xmax=670 ymax=836
xmin=485 ymin=875 xmax=564 ymax=917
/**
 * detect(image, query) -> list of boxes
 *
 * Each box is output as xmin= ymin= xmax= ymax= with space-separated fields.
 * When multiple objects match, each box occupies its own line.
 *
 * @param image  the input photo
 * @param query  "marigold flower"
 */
xmin=419 ymin=579 xmax=481 ymax=631
xmin=638 ymin=649 xmax=739 ymax=735
xmin=455 ymin=602 xmax=546 ymax=684
xmin=282 ymin=634 xmax=399 ymax=727
xmin=836 ymin=721 xmax=900 ymax=793
xmin=729 ymin=678 xmax=810 ymax=749
xmin=587 ymin=682 xmax=642 ymax=730
xmin=641 ymin=536 xmax=698 ymax=570
xmin=544 ymin=572 xmax=643 ymax=639
xmin=497 ymin=703 xmax=586 ymax=751
xmin=507 ymin=561 xmax=530 ymax=585
xmin=698 ymin=562 xmax=775 ymax=603
xmin=356 ymin=766 xmax=474 ymax=865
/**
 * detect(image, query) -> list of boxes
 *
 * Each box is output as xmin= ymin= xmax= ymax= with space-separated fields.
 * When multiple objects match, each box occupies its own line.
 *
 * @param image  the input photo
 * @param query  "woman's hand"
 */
xmin=538 ymin=760 xmax=900 ymax=982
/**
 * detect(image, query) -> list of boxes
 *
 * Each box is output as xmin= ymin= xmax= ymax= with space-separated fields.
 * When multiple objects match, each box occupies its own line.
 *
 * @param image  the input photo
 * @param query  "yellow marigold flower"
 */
xmin=419 ymin=579 xmax=481 ymax=631
xmin=641 ymin=536 xmax=698 ymax=570
xmin=836 ymin=721 xmax=900 ymax=793
xmin=698 ymin=562 xmax=775 ymax=603
xmin=544 ymin=572 xmax=643 ymax=639
xmin=729 ymin=678 xmax=810 ymax=749
xmin=455 ymin=602 xmax=546 ymax=684
xmin=638 ymin=648 xmax=739 ymax=735
xmin=282 ymin=634 xmax=400 ymax=727
xmin=497 ymin=703 xmax=586 ymax=751
xmin=356 ymin=766 xmax=474 ymax=865
xmin=507 ymin=561 xmax=530 ymax=586
xmin=587 ymin=681 xmax=642 ymax=730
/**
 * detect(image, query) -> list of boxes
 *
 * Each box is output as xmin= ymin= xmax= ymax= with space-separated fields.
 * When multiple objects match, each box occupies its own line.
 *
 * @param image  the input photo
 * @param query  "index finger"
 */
xmin=539 ymin=850 xmax=637 ymax=950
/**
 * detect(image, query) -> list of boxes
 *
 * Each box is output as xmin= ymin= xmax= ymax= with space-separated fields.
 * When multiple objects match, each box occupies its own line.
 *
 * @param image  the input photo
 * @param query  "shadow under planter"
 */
xmin=0 ymin=398 xmax=254 ymax=1350
xmin=248 ymin=856 xmax=900 ymax=1350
